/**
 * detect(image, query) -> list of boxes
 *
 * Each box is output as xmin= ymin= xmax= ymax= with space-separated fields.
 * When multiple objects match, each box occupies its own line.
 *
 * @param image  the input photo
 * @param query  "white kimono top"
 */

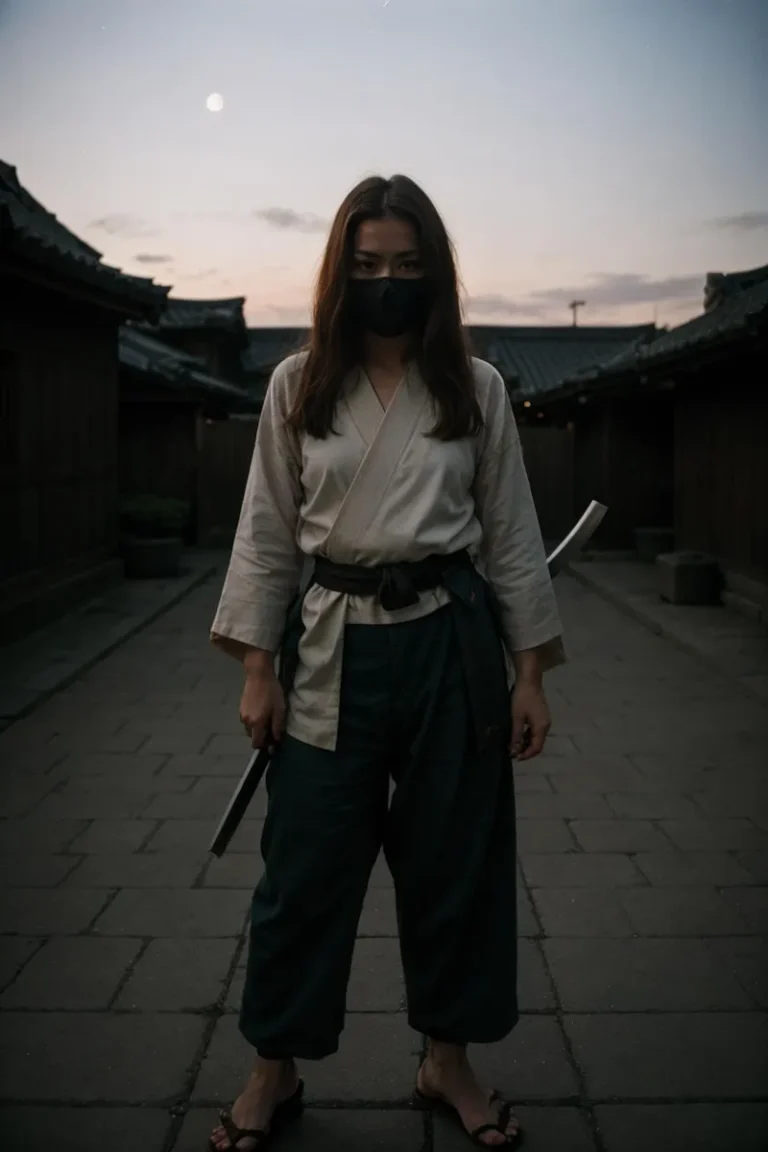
xmin=211 ymin=353 xmax=564 ymax=750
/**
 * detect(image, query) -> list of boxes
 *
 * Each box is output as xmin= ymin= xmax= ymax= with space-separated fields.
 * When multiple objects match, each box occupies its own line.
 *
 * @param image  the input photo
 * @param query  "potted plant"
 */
xmin=120 ymin=495 xmax=190 ymax=578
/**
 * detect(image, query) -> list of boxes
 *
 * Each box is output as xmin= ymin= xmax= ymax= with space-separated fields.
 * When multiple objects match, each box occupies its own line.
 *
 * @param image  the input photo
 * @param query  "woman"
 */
xmin=209 ymin=174 xmax=564 ymax=1150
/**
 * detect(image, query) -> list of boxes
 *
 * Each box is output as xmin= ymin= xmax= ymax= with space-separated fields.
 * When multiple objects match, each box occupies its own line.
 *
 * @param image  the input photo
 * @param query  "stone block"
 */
xmin=0 ymin=1011 xmax=206 ymax=1101
xmin=516 ymin=793 xmax=614 ymax=818
xmin=706 ymin=938 xmax=768 ymax=1008
xmin=570 ymin=819 xmax=670 ymax=853
xmin=0 ymin=937 xmax=141 ymax=1009
xmin=358 ymin=888 xmax=398 ymax=937
xmin=659 ymin=819 xmax=768 ymax=852
xmin=65 ymin=851 xmax=205 ymax=888
xmin=633 ymin=850 xmax=757 ymax=887
xmin=719 ymin=887 xmax=768 ymax=934
xmin=176 ymin=1107 xmax=425 ymax=1152
xmin=116 ymin=938 xmax=238 ymax=1011
xmin=0 ymin=817 xmax=86 ymax=854
xmin=347 ymin=938 xmax=405 ymax=1012
xmin=521 ymin=853 xmax=644 ymax=888
xmin=564 ymin=1013 xmax=768 ymax=1098
xmin=543 ymin=937 xmax=751 ymax=1011
xmin=467 ymin=1016 xmax=579 ymax=1099
xmin=0 ymin=853 xmax=79 ymax=887
xmin=532 ymin=888 xmax=638 ymax=937
xmin=202 ymin=852 xmax=264 ymax=888
xmin=516 ymin=819 xmax=577 ymax=853
xmin=93 ymin=889 xmax=250 ymax=937
xmin=619 ymin=887 xmax=752 ymax=936
xmin=518 ymin=939 xmax=555 ymax=1011
xmin=68 ymin=819 xmax=157 ymax=853
xmin=595 ymin=1103 xmax=768 ymax=1152
xmin=0 ymin=937 xmax=41 ymax=990
xmin=192 ymin=1013 xmax=421 ymax=1104
xmin=0 ymin=1107 xmax=171 ymax=1152
xmin=434 ymin=1107 xmax=596 ymax=1151
xmin=605 ymin=792 xmax=699 ymax=819
xmin=0 ymin=888 xmax=110 ymax=934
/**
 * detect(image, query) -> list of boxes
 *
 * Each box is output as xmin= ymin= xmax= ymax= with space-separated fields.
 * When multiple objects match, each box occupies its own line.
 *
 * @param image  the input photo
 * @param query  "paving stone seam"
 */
xmin=84 ymin=888 xmax=122 ymax=932
xmin=0 ymin=937 xmax=47 ymax=995
xmin=2 ymin=1001 xmax=764 ymax=1018
xmin=519 ymin=864 xmax=607 ymax=1152
xmin=51 ymin=855 xmax=88 ymax=885
xmin=2 ymin=1093 xmax=765 ymax=1112
xmin=162 ymin=933 xmax=248 ymax=1152
xmin=106 ymin=938 xmax=154 ymax=1010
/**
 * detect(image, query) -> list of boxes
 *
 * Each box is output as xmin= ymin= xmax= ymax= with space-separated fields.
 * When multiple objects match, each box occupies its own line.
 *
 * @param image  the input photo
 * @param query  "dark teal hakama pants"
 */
xmin=239 ymin=604 xmax=518 ymax=1060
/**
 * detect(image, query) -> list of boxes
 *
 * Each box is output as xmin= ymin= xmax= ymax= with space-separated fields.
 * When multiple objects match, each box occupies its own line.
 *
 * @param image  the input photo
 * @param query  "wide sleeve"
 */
xmin=472 ymin=368 xmax=566 ymax=670
xmin=210 ymin=361 xmax=303 ymax=653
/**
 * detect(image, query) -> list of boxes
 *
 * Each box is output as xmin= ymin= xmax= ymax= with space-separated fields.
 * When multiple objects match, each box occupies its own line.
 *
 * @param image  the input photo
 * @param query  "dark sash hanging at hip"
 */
xmin=278 ymin=550 xmax=511 ymax=753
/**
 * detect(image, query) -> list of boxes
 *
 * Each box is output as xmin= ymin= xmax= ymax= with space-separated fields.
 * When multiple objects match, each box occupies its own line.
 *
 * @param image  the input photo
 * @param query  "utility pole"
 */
xmin=569 ymin=299 xmax=586 ymax=327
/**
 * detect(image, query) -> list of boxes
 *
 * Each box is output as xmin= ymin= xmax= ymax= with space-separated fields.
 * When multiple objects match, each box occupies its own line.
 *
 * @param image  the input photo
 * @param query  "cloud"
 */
xmin=134 ymin=253 xmax=173 ymax=265
xmin=709 ymin=210 xmax=768 ymax=233
xmin=528 ymin=272 xmax=703 ymax=308
xmin=176 ymin=267 xmax=218 ymax=281
xmin=466 ymin=273 xmax=704 ymax=321
xmin=88 ymin=213 xmax=158 ymax=239
xmin=254 ymin=207 xmax=328 ymax=234
xmin=465 ymin=294 xmax=547 ymax=318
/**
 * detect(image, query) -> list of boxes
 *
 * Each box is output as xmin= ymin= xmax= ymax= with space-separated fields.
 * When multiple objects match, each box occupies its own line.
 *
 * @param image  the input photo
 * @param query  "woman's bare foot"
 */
xmin=419 ymin=1041 xmax=520 ymax=1147
xmin=209 ymin=1058 xmax=299 ymax=1151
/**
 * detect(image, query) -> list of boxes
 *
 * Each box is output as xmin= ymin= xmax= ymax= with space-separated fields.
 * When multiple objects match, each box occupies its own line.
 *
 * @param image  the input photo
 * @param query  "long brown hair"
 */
xmin=287 ymin=174 xmax=482 ymax=440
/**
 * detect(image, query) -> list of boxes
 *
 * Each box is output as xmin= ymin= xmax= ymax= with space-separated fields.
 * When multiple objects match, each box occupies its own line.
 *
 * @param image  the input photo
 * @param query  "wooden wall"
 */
xmin=0 ymin=284 xmax=122 ymax=636
xmin=519 ymin=424 xmax=574 ymax=543
xmin=573 ymin=394 xmax=675 ymax=550
xmin=197 ymin=415 xmax=257 ymax=547
xmin=675 ymin=368 xmax=768 ymax=582
xmin=118 ymin=390 xmax=198 ymax=540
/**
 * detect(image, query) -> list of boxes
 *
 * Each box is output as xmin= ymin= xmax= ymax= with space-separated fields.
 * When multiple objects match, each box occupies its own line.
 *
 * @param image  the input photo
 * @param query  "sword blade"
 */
xmin=547 ymin=500 xmax=608 ymax=576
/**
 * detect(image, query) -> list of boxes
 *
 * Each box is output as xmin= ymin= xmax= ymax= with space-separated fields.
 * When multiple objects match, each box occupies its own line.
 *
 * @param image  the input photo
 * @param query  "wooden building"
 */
xmin=139 ymin=296 xmax=249 ymax=383
xmin=0 ymin=161 xmax=168 ymax=642
xmin=242 ymin=327 xmax=309 ymax=410
xmin=528 ymin=265 xmax=768 ymax=613
xmin=118 ymin=327 xmax=252 ymax=545
xmin=472 ymin=325 xmax=658 ymax=544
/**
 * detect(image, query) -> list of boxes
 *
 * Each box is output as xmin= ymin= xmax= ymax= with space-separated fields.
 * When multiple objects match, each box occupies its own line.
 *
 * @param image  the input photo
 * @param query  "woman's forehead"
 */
xmin=353 ymin=216 xmax=419 ymax=253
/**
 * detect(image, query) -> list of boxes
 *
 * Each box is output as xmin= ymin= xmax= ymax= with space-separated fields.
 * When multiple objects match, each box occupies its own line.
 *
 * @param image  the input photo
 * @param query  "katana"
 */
xmin=208 ymin=501 xmax=608 ymax=857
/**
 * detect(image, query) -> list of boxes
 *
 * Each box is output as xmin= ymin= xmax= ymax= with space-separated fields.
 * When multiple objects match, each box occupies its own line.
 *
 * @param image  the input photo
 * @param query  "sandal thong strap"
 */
xmin=470 ymin=1099 xmax=519 ymax=1143
xmin=219 ymin=1108 xmax=266 ymax=1146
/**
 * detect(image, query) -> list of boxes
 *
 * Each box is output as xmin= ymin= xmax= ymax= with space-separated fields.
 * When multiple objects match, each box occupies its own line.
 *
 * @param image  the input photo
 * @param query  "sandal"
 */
xmin=414 ymin=1068 xmax=523 ymax=1147
xmin=208 ymin=1079 xmax=304 ymax=1150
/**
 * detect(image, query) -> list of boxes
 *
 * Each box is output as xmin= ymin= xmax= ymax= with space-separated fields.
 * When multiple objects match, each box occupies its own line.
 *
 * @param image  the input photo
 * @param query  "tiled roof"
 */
xmin=150 ymin=296 xmax=247 ymax=334
xmin=242 ymin=327 xmax=309 ymax=375
xmin=561 ymin=264 xmax=768 ymax=394
xmin=0 ymin=161 xmax=168 ymax=318
xmin=468 ymin=325 xmax=658 ymax=401
xmin=119 ymin=327 xmax=250 ymax=406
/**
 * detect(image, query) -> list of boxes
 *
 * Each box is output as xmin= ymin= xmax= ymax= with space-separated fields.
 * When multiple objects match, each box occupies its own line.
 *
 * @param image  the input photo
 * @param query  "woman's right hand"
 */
xmin=239 ymin=663 xmax=286 ymax=749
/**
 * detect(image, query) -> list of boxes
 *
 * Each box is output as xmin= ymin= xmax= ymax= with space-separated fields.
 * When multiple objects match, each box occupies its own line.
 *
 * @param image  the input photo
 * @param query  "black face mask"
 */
xmin=347 ymin=276 xmax=431 ymax=338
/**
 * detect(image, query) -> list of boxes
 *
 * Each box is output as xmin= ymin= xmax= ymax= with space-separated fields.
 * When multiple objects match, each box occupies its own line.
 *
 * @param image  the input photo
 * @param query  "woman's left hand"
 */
xmin=510 ymin=678 xmax=551 ymax=761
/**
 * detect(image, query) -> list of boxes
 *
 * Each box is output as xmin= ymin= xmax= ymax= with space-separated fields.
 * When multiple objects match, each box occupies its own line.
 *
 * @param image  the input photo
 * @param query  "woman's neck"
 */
xmin=362 ymin=332 xmax=413 ymax=372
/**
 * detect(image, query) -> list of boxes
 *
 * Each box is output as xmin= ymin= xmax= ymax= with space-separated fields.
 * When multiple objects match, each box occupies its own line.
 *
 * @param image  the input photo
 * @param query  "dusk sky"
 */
xmin=1 ymin=0 xmax=767 ymax=327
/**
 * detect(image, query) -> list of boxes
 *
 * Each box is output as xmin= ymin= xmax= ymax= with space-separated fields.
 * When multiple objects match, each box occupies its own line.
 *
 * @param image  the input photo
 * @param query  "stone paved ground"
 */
xmin=1 ymin=569 xmax=767 ymax=1152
